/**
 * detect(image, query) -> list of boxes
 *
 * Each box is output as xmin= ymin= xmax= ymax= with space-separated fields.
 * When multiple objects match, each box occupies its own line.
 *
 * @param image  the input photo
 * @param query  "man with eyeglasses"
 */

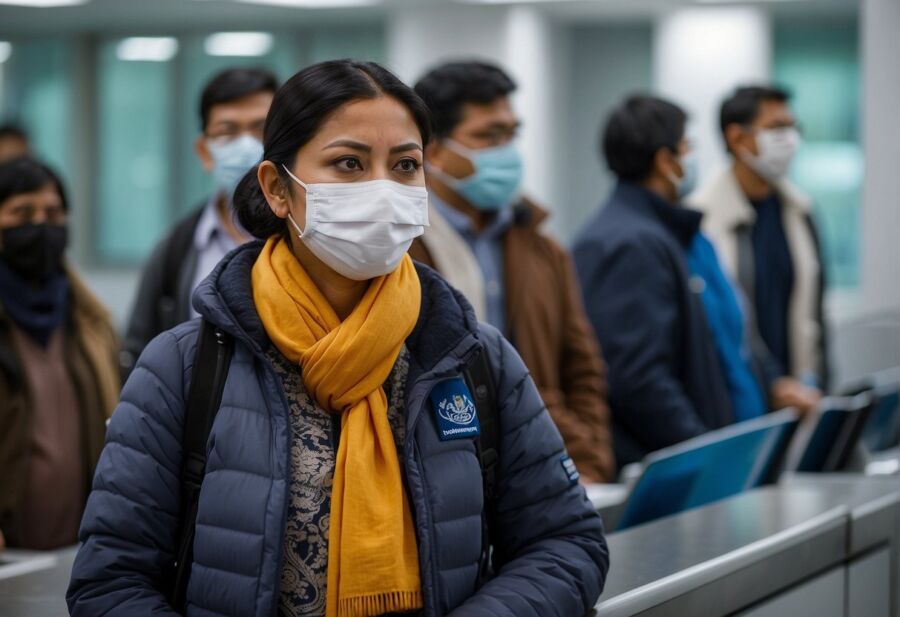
xmin=689 ymin=85 xmax=828 ymax=393
xmin=410 ymin=61 xmax=616 ymax=483
xmin=123 ymin=67 xmax=277 ymax=372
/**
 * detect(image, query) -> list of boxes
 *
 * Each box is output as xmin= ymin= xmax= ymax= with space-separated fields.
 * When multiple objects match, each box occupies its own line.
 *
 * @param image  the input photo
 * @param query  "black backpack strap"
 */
xmin=161 ymin=208 xmax=204 ymax=303
xmin=169 ymin=320 xmax=234 ymax=611
xmin=463 ymin=346 xmax=500 ymax=584
xmin=158 ymin=208 xmax=205 ymax=331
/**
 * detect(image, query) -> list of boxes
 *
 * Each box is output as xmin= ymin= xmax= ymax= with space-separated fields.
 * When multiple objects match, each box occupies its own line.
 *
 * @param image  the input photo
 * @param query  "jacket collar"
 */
xmin=428 ymin=193 xmax=547 ymax=237
xmin=688 ymin=166 xmax=813 ymax=230
xmin=193 ymin=241 xmax=483 ymax=373
xmin=512 ymin=197 xmax=549 ymax=230
xmin=612 ymin=181 xmax=703 ymax=247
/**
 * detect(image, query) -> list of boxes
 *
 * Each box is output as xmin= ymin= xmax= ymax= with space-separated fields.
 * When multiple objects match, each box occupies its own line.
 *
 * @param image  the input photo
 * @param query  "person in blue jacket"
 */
xmin=573 ymin=95 xmax=817 ymax=468
xmin=67 ymin=59 xmax=608 ymax=617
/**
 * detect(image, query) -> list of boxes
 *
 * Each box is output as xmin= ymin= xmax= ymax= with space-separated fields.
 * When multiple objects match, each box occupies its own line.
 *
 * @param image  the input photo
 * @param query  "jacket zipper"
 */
xmin=253 ymin=356 xmax=293 ymax=617
xmin=252 ymin=334 xmax=479 ymax=616
xmin=403 ymin=347 xmax=480 ymax=617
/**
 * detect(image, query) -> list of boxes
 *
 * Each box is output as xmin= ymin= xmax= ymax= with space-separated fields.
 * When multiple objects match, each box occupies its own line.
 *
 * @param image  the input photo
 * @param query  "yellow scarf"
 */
xmin=252 ymin=237 xmax=423 ymax=617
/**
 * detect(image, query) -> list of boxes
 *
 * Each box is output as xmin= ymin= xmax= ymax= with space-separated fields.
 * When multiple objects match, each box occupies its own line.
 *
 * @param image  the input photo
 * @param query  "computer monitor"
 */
xmin=843 ymin=367 xmax=900 ymax=454
xmin=790 ymin=394 xmax=874 ymax=473
xmin=860 ymin=388 xmax=900 ymax=453
xmin=616 ymin=409 xmax=799 ymax=530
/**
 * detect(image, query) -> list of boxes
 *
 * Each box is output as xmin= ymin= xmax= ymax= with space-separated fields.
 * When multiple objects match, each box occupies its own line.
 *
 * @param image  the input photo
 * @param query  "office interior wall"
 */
xmin=860 ymin=0 xmax=900 ymax=316
xmin=774 ymin=17 xmax=862 ymax=291
xmin=559 ymin=22 xmax=653 ymax=241
xmin=1 ymin=0 xmax=894 ymax=369
xmin=654 ymin=7 xmax=772 ymax=190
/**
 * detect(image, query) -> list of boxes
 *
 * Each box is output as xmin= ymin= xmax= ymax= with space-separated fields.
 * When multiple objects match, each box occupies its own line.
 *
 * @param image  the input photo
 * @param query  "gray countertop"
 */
xmin=593 ymin=474 xmax=900 ymax=616
xmin=2 ymin=475 xmax=899 ymax=617
xmin=0 ymin=547 xmax=77 ymax=617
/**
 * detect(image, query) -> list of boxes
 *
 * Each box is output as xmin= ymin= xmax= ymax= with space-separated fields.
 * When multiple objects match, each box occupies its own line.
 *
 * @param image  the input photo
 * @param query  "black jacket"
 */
xmin=573 ymin=183 xmax=734 ymax=467
xmin=122 ymin=207 xmax=203 ymax=374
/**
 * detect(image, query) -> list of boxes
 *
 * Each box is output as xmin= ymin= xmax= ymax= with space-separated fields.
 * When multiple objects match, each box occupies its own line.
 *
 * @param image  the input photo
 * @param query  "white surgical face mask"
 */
xmin=281 ymin=165 xmax=429 ymax=281
xmin=740 ymin=127 xmax=801 ymax=182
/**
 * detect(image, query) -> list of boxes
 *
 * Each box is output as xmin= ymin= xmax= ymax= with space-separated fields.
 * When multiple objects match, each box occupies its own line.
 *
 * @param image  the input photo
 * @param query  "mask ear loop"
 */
xmin=429 ymin=139 xmax=476 ymax=189
xmin=281 ymin=164 xmax=309 ymax=191
xmin=443 ymin=138 xmax=475 ymax=161
xmin=281 ymin=164 xmax=309 ymax=238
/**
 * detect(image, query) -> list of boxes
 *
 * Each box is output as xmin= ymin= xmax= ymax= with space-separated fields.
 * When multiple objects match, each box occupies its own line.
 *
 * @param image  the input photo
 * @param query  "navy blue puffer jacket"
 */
xmin=67 ymin=242 xmax=609 ymax=617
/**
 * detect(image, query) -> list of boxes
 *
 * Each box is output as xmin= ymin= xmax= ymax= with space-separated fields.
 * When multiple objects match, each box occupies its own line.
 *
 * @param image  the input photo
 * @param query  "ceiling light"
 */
xmin=0 ymin=0 xmax=89 ymax=6
xmin=204 ymin=32 xmax=274 ymax=57
xmin=116 ymin=37 xmax=179 ymax=62
xmin=0 ymin=42 xmax=11 ymax=64
xmin=233 ymin=0 xmax=379 ymax=7
xmin=694 ymin=0 xmax=805 ymax=3
xmin=459 ymin=0 xmax=585 ymax=4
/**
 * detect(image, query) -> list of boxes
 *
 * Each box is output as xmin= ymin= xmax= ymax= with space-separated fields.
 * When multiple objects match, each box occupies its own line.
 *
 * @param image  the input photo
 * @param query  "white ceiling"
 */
xmin=0 ymin=0 xmax=857 ymax=36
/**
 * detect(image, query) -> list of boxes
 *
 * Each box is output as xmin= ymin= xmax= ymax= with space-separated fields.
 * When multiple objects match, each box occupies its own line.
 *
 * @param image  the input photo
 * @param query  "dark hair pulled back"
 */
xmin=233 ymin=59 xmax=432 ymax=239
xmin=0 ymin=156 xmax=68 ymax=211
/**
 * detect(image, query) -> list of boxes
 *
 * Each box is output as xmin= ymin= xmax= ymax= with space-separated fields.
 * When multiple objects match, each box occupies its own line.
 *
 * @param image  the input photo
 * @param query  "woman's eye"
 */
xmin=335 ymin=157 xmax=363 ymax=171
xmin=395 ymin=159 xmax=420 ymax=174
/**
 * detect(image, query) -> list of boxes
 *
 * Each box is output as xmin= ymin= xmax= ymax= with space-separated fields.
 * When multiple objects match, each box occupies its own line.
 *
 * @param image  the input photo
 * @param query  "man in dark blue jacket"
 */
xmin=573 ymin=96 xmax=734 ymax=467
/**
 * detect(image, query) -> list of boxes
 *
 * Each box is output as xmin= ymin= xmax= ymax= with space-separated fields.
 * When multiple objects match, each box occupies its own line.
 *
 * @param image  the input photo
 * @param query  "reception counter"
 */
xmin=2 ymin=474 xmax=898 ymax=617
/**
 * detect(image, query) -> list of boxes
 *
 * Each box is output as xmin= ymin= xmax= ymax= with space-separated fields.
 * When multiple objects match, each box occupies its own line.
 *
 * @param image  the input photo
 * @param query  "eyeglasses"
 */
xmin=746 ymin=122 xmax=804 ymax=136
xmin=205 ymin=122 xmax=265 ymax=145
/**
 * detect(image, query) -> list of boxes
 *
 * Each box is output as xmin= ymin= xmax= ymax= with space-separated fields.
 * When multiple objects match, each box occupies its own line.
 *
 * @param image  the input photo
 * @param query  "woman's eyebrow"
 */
xmin=390 ymin=142 xmax=423 ymax=154
xmin=323 ymin=139 xmax=371 ymax=152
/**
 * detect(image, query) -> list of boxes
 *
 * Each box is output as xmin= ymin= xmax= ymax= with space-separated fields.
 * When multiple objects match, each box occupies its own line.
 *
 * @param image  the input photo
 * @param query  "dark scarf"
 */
xmin=0 ymin=259 xmax=69 ymax=347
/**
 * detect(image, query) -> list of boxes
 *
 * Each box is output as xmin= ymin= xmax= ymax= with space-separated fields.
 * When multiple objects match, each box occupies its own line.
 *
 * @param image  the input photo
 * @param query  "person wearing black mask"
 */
xmin=0 ymin=156 xmax=120 ymax=551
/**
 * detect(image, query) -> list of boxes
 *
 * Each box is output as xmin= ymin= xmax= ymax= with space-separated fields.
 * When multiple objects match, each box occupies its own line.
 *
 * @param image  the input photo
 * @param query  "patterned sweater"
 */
xmin=267 ymin=345 xmax=411 ymax=617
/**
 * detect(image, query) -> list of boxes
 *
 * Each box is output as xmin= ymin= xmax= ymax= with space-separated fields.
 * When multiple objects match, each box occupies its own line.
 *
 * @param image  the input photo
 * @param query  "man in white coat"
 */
xmin=689 ymin=85 xmax=828 ymax=392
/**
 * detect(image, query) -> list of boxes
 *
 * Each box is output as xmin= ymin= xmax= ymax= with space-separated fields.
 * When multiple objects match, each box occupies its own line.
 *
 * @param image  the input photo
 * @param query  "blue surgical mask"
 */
xmin=669 ymin=151 xmax=699 ymax=200
xmin=431 ymin=139 xmax=524 ymax=211
xmin=207 ymin=134 xmax=264 ymax=198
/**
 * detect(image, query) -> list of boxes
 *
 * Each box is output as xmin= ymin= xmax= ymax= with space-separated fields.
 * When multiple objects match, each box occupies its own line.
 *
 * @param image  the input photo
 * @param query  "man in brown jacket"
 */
xmin=0 ymin=156 xmax=120 ymax=550
xmin=412 ymin=61 xmax=615 ymax=482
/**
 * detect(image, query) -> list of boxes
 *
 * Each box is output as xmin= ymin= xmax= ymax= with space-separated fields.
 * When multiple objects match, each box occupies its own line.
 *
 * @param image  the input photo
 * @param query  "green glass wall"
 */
xmin=0 ymin=38 xmax=73 ymax=179
xmin=774 ymin=18 xmax=861 ymax=289
xmin=95 ymin=38 xmax=175 ymax=263
xmin=0 ymin=26 xmax=385 ymax=266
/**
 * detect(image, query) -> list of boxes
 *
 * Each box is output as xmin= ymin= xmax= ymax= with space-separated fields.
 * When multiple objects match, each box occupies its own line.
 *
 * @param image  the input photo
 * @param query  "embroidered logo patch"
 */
xmin=430 ymin=378 xmax=481 ymax=441
xmin=560 ymin=454 xmax=580 ymax=485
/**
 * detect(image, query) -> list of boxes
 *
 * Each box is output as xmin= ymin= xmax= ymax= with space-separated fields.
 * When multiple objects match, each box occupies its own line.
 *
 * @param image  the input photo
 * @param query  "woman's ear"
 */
xmin=258 ymin=161 xmax=293 ymax=220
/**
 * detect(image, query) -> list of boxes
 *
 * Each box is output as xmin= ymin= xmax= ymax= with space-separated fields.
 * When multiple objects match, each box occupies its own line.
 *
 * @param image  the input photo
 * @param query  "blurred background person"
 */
xmin=573 ymin=96 xmax=736 ymax=467
xmin=0 ymin=0 xmax=884 ymax=393
xmin=0 ymin=156 xmax=120 ymax=550
xmin=0 ymin=123 xmax=30 ymax=162
xmin=411 ymin=61 xmax=615 ymax=483
xmin=689 ymin=85 xmax=829 ymax=391
xmin=122 ymin=66 xmax=277 ymax=372
xmin=576 ymin=95 xmax=819 ymax=468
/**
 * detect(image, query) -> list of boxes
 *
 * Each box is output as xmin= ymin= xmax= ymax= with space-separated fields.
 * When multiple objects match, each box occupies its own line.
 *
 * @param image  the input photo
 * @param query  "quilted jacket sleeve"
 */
xmin=67 ymin=326 xmax=196 ymax=616
xmin=450 ymin=325 xmax=609 ymax=617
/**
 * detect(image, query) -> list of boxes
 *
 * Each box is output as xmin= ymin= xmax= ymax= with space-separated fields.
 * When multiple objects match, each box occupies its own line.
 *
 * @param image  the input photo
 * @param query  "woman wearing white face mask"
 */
xmin=68 ymin=60 xmax=608 ymax=617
